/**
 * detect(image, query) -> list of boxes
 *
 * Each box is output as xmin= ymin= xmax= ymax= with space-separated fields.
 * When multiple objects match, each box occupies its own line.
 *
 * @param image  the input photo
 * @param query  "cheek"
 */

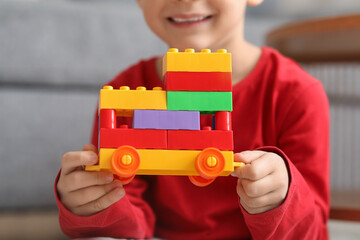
xmin=211 ymin=13 xmax=242 ymax=39
xmin=211 ymin=1 xmax=245 ymax=28
xmin=211 ymin=0 xmax=246 ymax=11
xmin=140 ymin=3 xmax=166 ymax=35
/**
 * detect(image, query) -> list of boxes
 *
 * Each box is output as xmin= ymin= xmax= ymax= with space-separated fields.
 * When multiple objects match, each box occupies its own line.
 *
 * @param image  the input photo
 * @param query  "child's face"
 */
xmin=137 ymin=0 xmax=258 ymax=51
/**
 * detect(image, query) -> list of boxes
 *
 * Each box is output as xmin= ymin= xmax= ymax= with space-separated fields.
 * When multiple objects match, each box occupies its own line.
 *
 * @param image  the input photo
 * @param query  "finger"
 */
xmin=82 ymin=143 xmax=98 ymax=154
xmin=232 ymin=151 xmax=266 ymax=179
xmin=235 ymin=150 xmax=266 ymax=164
xmin=240 ymin=175 xmax=278 ymax=198
xmin=61 ymin=151 xmax=98 ymax=175
xmin=72 ymin=185 xmax=126 ymax=216
xmin=64 ymin=171 xmax=114 ymax=192
xmin=239 ymin=198 xmax=279 ymax=215
xmin=62 ymin=180 xmax=123 ymax=209
xmin=233 ymin=152 xmax=277 ymax=180
xmin=237 ymin=179 xmax=282 ymax=212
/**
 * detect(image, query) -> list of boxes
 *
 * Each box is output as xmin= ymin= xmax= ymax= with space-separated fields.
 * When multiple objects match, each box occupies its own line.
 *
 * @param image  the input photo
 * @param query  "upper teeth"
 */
xmin=171 ymin=16 xmax=207 ymax=23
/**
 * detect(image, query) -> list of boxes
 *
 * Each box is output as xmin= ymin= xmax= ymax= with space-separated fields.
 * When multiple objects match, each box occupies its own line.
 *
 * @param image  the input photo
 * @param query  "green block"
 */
xmin=167 ymin=91 xmax=232 ymax=112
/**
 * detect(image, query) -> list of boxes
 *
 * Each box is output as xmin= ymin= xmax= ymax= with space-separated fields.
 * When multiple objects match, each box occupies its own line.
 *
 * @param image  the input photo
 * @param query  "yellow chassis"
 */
xmin=86 ymin=148 xmax=241 ymax=176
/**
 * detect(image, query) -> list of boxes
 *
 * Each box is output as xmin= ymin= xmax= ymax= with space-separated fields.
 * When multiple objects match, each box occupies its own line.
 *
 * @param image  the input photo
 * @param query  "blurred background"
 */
xmin=0 ymin=0 xmax=359 ymax=239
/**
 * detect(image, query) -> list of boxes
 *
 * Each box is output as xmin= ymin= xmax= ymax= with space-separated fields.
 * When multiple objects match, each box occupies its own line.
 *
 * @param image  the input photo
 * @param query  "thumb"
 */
xmin=234 ymin=150 xmax=265 ymax=164
xmin=82 ymin=143 xmax=98 ymax=154
xmin=231 ymin=150 xmax=266 ymax=178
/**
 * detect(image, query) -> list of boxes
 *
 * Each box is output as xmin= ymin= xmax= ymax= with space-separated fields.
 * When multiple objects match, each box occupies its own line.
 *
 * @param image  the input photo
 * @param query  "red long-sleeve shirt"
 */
xmin=55 ymin=47 xmax=330 ymax=239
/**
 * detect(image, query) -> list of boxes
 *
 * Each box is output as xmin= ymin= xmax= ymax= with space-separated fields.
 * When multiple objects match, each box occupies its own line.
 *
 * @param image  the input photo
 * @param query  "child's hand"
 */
xmin=232 ymin=150 xmax=289 ymax=214
xmin=56 ymin=144 xmax=125 ymax=216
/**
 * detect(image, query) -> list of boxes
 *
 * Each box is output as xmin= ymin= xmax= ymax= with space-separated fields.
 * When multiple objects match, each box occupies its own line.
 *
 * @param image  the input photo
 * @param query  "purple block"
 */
xmin=133 ymin=110 xmax=200 ymax=130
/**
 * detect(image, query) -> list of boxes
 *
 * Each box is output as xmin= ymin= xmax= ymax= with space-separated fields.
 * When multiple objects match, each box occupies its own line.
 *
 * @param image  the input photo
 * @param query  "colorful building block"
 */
xmin=162 ymin=48 xmax=232 ymax=76
xmin=164 ymin=72 xmax=232 ymax=91
xmin=99 ymin=86 xmax=167 ymax=112
xmin=133 ymin=110 xmax=200 ymax=130
xmin=85 ymin=48 xmax=241 ymax=187
xmin=167 ymin=129 xmax=233 ymax=151
xmin=167 ymin=91 xmax=232 ymax=112
xmin=99 ymin=127 xmax=167 ymax=149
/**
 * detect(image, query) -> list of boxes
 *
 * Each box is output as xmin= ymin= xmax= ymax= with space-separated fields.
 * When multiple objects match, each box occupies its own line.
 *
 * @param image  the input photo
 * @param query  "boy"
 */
xmin=56 ymin=0 xmax=329 ymax=239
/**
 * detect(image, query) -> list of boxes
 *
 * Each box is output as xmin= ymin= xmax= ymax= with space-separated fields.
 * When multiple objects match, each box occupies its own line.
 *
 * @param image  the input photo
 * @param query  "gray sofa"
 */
xmin=0 ymin=0 xmax=168 ymax=209
xmin=0 ymin=0 xmax=289 ymax=209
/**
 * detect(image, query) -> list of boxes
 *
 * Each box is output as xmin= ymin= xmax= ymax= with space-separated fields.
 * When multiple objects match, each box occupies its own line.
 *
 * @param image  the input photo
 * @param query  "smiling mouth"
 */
xmin=168 ymin=15 xmax=212 ymax=23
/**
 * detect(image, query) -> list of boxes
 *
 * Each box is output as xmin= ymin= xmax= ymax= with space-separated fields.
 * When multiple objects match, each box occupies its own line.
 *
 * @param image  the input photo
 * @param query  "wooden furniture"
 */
xmin=266 ymin=14 xmax=360 ymax=222
xmin=266 ymin=14 xmax=360 ymax=62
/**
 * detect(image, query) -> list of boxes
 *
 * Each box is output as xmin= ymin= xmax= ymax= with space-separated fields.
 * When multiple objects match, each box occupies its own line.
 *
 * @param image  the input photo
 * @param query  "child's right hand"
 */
xmin=56 ymin=144 xmax=125 ymax=216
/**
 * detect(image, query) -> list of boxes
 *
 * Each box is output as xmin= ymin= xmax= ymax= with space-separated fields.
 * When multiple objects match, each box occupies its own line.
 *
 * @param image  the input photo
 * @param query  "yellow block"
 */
xmin=86 ymin=148 xmax=235 ymax=176
xmin=162 ymin=48 xmax=232 ymax=76
xmin=99 ymin=86 xmax=167 ymax=111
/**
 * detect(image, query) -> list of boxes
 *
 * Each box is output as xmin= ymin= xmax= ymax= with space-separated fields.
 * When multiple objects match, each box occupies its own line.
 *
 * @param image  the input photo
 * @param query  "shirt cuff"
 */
xmin=239 ymin=146 xmax=296 ymax=225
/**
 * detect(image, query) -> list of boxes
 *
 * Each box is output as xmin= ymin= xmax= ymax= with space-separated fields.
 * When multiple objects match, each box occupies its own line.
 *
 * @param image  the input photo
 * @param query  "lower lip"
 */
xmin=168 ymin=17 xmax=211 ymax=28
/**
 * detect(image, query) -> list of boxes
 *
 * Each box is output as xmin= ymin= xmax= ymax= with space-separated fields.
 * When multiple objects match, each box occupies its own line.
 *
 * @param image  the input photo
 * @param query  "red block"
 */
xmin=215 ymin=111 xmax=231 ymax=131
xmin=100 ymin=109 xmax=116 ymax=129
xmin=100 ymin=128 xmax=167 ymax=149
xmin=164 ymin=72 xmax=232 ymax=91
xmin=167 ymin=129 xmax=233 ymax=151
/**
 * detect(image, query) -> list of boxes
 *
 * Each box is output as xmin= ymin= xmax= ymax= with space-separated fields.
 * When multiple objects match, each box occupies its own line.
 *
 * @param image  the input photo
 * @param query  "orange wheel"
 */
xmin=195 ymin=148 xmax=225 ymax=179
xmin=189 ymin=175 xmax=215 ymax=187
xmin=115 ymin=174 xmax=136 ymax=185
xmin=111 ymin=146 xmax=140 ymax=178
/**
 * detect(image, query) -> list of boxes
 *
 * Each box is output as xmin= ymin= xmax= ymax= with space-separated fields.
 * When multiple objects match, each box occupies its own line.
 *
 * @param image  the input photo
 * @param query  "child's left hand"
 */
xmin=231 ymin=150 xmax=289 ymax=214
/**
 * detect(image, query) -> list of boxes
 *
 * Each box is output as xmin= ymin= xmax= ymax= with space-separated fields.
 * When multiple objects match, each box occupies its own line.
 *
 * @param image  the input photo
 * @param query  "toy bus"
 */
xmin=86 ymin=48 xmax=243 ymax=187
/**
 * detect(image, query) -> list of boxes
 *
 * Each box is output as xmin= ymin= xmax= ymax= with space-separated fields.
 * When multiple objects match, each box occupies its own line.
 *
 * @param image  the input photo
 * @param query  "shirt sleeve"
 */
xmin=241 ymin=82 xmax=330 ymax=239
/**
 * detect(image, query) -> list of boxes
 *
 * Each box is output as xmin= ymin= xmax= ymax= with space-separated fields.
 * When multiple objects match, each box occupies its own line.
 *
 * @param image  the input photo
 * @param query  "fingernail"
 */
xmin=239 ymin=151 xmax=247 ymax=156
xmin=116 ymin=188 xmax=125 ymax=197
xmin=88 ymin=152 xmax=97 ymax=163
xmin=112 ymin=179 xmax=123 ymax=187
xmin=230 ymin=172 xmax=237 ymax=177
xmin=106 ymin=174 xmax=114 ymax=182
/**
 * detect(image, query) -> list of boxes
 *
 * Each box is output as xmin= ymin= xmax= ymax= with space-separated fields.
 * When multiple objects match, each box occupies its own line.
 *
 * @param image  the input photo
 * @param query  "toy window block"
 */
xmin=86 ymin=49 xmax=244 ymax=187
